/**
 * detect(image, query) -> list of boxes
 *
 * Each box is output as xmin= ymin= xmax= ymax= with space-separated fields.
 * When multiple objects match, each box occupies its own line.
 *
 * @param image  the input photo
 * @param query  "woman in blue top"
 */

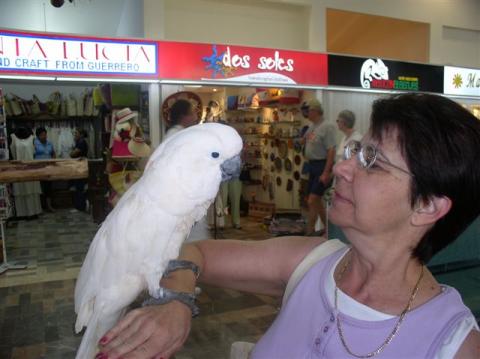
xmin=34 ymin=127 xmax=56 ymax=212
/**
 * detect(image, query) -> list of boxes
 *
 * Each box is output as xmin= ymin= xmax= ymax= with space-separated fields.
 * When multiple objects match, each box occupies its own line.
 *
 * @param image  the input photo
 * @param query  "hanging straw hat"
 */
xmin=115 ymin=108 xmax=138 ymax=124
xmin=128 ymin=137 xmax=151 ymax=158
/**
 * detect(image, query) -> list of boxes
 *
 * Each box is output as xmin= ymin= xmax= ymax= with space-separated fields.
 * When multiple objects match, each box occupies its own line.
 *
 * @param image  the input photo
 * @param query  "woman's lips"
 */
xmin=334 ymin=191 xmax=353 ymax=205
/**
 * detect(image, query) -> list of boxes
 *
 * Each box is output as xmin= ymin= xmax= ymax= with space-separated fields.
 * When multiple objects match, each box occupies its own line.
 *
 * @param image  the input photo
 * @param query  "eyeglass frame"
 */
xmin=343 ymin=140 xmax=413 ymax=177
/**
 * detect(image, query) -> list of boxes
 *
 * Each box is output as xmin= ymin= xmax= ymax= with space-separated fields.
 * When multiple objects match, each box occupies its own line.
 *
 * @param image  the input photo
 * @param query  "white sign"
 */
xmin=444 ymin=66 xmax=480 ymax=97
xmin=0 ymin=31 xmax=157 ymax=76
xmin=360 ymin=58 xmax=389 ymax=88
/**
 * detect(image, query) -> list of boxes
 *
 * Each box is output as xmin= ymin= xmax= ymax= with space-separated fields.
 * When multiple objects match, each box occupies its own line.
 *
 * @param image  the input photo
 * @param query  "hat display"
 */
xmin=278 ymin=141 xmax=288 ymax=158
xmin=284 ymin=158 xmax=292 ymax=172
xmin=115 ymin=107 xmax=138 ymax=124
xmin=294 ymin=171 xmax=301 ymax=181
xmin=274 ymin=157 xmax=283 ymax=171
xmin=294 ymin=141 xmax=302 ymax=153
xmin=162 ymin=91 xmax=202 ymax=124
xmin=294 ymin=154 xmax=302 ymax=165
xmin=128 ymin=137 xmax=151 ymax=158
xmin=286 ymin=179 xmax=293 ymax=192
xmin=108 ymin=170 xmax=142 ymax=196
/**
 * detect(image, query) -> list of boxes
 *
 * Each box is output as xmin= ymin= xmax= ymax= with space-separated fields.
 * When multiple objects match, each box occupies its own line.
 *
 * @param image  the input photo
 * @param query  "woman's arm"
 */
xmin=454 ymin=330 xmax=480 ymax=358
xmin=99 ymin=236 xmax=325 ymax=359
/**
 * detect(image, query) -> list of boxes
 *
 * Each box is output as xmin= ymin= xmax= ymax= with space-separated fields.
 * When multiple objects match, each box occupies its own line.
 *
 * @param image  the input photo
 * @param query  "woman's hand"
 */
xmin=98 ymin=301 xmax=192 ymax=359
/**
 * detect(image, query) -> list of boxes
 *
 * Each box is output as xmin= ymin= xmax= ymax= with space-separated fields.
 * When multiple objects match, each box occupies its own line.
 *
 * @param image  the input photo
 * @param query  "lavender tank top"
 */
xmin=251 ymin=248 xmax=472 ymax=359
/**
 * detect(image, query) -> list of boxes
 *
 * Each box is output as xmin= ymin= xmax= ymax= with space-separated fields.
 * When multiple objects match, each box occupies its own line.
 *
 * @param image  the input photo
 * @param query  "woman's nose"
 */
xmin=333 ymin=157 xmax=356 ymax=183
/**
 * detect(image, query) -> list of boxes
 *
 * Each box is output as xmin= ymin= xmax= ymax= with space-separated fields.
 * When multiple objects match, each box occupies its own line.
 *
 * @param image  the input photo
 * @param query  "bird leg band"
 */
xmin=163 ymin=259 xmax=200 ymax=279
xmin=142 ymin=287 xmax=200 ymax=317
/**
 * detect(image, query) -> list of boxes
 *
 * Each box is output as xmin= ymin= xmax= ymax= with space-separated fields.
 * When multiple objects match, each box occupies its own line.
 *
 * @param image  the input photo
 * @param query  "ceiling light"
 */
xmin=56 ymin=77 xmax=159 ymax=83
xmin=0 ymin=75 xmax=56 ymax=81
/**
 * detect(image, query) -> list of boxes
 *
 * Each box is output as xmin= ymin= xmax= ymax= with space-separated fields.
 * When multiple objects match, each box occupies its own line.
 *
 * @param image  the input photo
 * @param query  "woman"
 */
xmin=335 ymin=109 xmax=362 ymax=163
xmin=97 ymin=94 xmax=480 ymax=358
xmin=34 ymin=127 xmax=56 ymax=212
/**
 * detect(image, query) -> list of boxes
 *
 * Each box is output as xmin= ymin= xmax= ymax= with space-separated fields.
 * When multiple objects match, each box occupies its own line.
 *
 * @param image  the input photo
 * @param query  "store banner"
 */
xmin=444 ymin=66 xmax=480 ymax=97
xmin=158 ymin=41 xmax=328 ymax=86
xmin=328 ymin=55 xmax=444 ymax=93
xmin=0 ymin=29 xmax=158 ymax=78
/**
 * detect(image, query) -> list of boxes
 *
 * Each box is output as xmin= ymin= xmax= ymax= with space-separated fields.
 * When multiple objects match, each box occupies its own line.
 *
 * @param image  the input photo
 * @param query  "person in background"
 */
xmin=165 ymin=99 xmax=198 ymax=139
xmin=34 ymin=127 xmax=56 ymax=212
xmin=70 ymin=128 xmax=88 ymax=211
xmin=336 ymin=110 xmax=362 ymax=163
xmin=301 ymin=99 xmax=336 ymax=235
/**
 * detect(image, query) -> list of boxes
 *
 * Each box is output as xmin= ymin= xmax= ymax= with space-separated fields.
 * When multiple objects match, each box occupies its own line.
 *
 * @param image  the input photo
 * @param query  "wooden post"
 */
xmin=0 ymin=159 xmax=88 ymax=183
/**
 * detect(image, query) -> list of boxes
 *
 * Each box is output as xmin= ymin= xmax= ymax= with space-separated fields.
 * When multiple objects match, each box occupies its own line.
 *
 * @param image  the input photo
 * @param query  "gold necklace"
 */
xmin=334 ymin=250 xmax=424 ymax=358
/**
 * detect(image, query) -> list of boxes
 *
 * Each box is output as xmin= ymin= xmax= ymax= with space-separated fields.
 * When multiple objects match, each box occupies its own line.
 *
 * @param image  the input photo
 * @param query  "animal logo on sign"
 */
xmin=202 ymin=45 xmax=226 ymax=78
xmin=360 ymin=59 xmax=389 ymax=88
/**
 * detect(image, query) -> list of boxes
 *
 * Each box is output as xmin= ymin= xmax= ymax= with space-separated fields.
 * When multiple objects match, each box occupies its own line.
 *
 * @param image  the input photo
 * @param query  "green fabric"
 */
xmin=221 ymin=179 xmax=242 ymax=226
xmin=328 ymin=216 xmax=480 ymax=266
xmin=110 ymin=84 xmax=140 ymax=107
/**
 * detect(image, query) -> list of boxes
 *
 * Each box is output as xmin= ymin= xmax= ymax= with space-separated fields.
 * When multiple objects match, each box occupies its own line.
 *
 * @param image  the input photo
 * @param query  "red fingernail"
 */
xmin=95 ymin=354 xmax=105 ymax=359
xmin=99 ymin=336 xmax=108 ymax=344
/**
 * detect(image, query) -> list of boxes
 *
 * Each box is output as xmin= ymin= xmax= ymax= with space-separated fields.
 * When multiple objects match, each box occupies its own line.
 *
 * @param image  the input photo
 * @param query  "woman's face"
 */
xmin=336 ymin=117 xmax=345 ymax=131
xmin=38 ymin=131 xmax=47 ymax=143
xmin=330 ymin=130 xmax=414 ymax=237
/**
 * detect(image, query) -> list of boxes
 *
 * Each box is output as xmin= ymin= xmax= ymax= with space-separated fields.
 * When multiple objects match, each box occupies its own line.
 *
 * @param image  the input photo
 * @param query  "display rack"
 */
xmin=0 ymin=88 xmax=27 ymax=274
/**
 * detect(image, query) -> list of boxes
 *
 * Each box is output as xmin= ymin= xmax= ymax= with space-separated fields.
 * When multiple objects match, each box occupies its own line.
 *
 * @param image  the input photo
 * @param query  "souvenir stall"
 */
xmin=157 ymin=41 xmax=328 ymax=233
xmin=324 ymin=54 xmax=445 ymax=144
xmin=323 ymin=54 xmax=480 ymax=269
xmin=0 ymin=29 xmax=158 ymax=224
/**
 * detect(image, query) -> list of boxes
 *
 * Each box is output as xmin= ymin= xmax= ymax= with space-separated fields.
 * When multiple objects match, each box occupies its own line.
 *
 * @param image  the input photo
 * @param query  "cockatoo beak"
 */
xmin=220 ymin=154 xmax=242 ymax=182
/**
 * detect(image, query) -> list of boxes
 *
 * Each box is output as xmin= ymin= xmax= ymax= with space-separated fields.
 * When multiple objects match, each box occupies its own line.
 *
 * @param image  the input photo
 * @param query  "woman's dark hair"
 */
xmin=75 ymin=127 xmax=87 ymax=138
xmin=35 ymin=127 xmax=47 ymax=137
xmin=169 ymin=99 xmax=192 ymax=126
xmin=370 ymin=93 xmax=480 ymax=263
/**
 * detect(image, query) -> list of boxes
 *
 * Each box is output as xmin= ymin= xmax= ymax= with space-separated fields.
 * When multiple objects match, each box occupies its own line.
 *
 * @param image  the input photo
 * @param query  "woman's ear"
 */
xmin=411 ymin=196 xmax=452 ymax=227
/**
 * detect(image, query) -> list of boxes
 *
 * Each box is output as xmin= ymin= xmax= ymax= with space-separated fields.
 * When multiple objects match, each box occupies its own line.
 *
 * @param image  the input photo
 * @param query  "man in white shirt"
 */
xmin=335 ymin=110 xmax=362 ymax=163
xmin=301 ymin=99 xmax=336 ymax=235
xmin=164 ymin=99 xmax=198 ymax=139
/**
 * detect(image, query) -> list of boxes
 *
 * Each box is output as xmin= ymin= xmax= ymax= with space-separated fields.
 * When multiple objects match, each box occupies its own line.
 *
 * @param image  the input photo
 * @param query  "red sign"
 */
xmin=158 ymin=41 xmax=328 ymax=86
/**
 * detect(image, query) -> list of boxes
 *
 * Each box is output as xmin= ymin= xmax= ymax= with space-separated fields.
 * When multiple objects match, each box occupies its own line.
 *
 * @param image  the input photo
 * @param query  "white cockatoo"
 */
xmin=74 ymin=123 xmax=243 ymax=359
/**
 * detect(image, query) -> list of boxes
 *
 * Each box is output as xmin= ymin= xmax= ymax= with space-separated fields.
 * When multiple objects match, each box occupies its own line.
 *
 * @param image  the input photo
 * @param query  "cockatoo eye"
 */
xmin=211 ymin=152 xmax=220 ymax=158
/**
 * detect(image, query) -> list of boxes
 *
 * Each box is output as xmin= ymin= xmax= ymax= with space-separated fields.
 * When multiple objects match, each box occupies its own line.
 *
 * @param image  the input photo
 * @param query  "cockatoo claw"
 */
xmin=153 ymin=287 xmax=166 ymax=299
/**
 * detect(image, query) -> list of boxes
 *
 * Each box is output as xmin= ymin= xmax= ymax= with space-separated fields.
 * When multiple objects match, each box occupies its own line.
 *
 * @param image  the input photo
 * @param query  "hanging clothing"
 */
xmin=57 ymin=127 xmax=75 ymax=158
xmin=10 ymin=134 xmax=42 ymax=217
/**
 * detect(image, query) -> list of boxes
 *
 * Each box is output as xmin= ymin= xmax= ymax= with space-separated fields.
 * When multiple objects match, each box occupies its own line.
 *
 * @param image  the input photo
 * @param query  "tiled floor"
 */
xmin=1 ymin=210 xmax=479 ymax=359
xmin=0 ymin=210 xmax=275 ymax=359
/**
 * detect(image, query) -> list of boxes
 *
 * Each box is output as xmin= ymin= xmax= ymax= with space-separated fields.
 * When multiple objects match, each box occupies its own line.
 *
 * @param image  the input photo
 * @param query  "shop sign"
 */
xmin=158 ymin=42 xmax=328 ymax=86
xmin=328 ymin=55 xmax=443 ymax=93
xmin=0 ymin=29 xmax=158 ymax=77
xmin=444 ymin=66 xmax=480 ymax=97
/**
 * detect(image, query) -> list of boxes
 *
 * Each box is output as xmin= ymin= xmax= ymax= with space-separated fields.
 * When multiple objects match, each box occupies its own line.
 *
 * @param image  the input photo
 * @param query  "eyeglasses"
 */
xmin=343 ymin=140 xmax=413 ymax=177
